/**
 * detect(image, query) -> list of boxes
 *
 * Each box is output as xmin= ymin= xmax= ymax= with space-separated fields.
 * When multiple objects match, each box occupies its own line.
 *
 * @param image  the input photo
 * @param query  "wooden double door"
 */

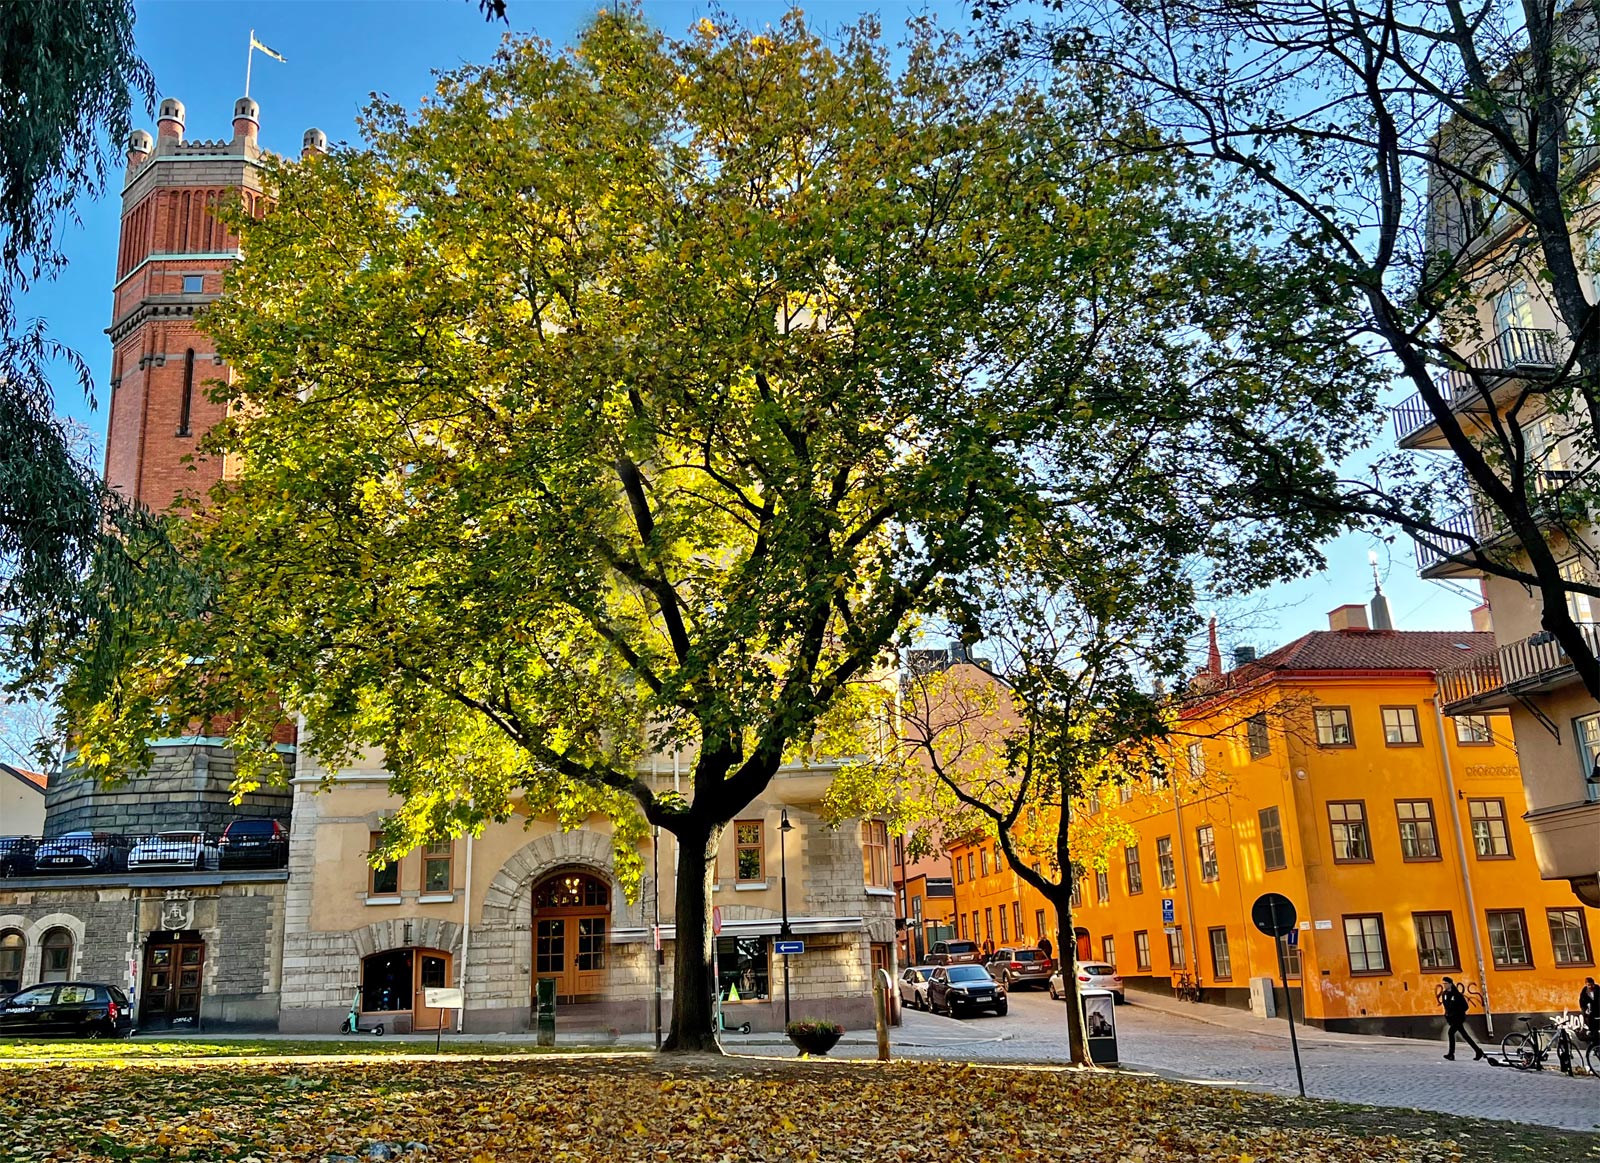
xmin=141 ymin=933 xmax=205 ymax=1028
xmin=532 ymin=870 xmax=610 ymax=1001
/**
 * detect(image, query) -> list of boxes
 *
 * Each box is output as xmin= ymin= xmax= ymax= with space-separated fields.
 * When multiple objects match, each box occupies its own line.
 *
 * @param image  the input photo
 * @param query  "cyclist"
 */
xmin=1439 ymin=977 xmax=1485 ymax=1061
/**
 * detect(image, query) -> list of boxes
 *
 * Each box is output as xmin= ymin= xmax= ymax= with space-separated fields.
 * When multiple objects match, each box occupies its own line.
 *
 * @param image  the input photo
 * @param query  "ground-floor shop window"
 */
xmin=717 ymin=936 xmax=769 ymax=1001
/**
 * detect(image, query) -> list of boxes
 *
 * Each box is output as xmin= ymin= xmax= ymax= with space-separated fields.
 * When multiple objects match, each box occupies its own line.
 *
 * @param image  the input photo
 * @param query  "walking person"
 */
xmin=1580 ymin=976 xmax=1600 ymax=1045
xmin=1439 ymin=977 xmax=1484 ymax=1061
xmin=1038 ymin=935 xmax=1053 ymax=961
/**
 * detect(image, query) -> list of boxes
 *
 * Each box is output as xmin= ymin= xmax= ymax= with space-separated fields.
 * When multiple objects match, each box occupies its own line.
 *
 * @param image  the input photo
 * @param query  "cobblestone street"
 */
xmin=727 ymin=989 xmax=1600 ymax=1132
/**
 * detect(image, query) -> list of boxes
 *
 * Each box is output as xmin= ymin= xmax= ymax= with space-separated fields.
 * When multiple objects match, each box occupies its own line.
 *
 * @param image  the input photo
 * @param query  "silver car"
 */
xmin=897 ymin=965 xmax=936 ymax=1010
xmin=1048 ymin=961 xmax=1125 ymax=1003
xmin=128 ymin=831 xmax=221 ymax=871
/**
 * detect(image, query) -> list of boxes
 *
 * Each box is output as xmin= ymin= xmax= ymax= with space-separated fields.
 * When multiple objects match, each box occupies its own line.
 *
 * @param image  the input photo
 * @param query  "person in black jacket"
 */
xmin=1580 ymin=976 xmax=1600 ymax=1044
xmin=1439 ymin=977 xmax=1484 ymax=1061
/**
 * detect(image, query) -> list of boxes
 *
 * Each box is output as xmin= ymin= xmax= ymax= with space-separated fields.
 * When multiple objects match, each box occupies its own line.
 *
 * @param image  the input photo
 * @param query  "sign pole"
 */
xmin=1269 ymin=899 xmax=1306 ymax=1099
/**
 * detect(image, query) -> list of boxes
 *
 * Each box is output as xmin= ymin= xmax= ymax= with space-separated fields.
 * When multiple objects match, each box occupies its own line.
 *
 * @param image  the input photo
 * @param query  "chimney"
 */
xmin=126 ymin=128 xmax=153 ymax=168
xmin=232 ymin=96 xmax=260 ymax=144
xmin=1471 ymin=603 xmax=1494 ymax=633
xmin=302 ymin=127 xmax=328 ymax=160
xmin=1232 ymin=645 xmax=1257 ymax=668
xmin=948 ymin=640 xmax=970 ymax=664
xmin=1328 ymin=604 xmax=1370 ymax=632
xmin=1206 ymin=617 xmax=1222 ymax=675
xmin=157 ymin=97 xmax=185 ymax=141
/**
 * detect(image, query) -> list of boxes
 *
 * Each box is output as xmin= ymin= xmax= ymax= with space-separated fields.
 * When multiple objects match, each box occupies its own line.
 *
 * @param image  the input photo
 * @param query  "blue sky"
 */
xmin=18 ymin=0 xmax=1480 ymax=657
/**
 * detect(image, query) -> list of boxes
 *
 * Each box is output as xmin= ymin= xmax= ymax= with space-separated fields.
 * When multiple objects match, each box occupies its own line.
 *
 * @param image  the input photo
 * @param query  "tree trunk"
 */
xmin=1052 ymin=895 xmax=1092 ymax=1067
xmin=662 ymin=821 xmax=723 ymax=1053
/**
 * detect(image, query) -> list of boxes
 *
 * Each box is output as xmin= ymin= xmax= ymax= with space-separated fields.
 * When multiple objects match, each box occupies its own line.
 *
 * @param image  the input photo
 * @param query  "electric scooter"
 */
xmin=340 ymin=990 xmax=384 ymax=1036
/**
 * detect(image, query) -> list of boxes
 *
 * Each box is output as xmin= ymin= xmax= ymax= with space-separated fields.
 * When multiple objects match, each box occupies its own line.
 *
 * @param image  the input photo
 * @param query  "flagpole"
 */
xmin=245 ymin=28 xmax=254 ymax=98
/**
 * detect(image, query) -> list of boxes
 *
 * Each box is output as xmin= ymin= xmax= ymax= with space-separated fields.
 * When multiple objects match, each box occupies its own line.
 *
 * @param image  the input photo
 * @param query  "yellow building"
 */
xmin=952 ymin=603 xmax=1594 ymax=1036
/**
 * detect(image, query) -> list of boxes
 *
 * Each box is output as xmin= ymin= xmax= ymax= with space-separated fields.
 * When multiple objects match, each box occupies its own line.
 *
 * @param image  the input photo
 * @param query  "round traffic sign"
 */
xmin=1251 ymin=892 xmax=1298 ymax=938
xmin=712 ymin=905 xmax=722 ymax=936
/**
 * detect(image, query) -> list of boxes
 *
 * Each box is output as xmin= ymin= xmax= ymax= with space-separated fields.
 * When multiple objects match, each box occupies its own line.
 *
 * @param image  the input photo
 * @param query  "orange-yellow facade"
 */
xmin=951 ymin=625 xmax=1596 ymax=1035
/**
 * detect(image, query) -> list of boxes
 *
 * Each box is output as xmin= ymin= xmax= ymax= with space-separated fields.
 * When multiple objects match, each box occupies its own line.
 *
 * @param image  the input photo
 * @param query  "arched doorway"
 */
xmin=531 ymin=869 xmax=609 ymax=1002
xmin=360 ymin=947 xmax=453 ymax=1033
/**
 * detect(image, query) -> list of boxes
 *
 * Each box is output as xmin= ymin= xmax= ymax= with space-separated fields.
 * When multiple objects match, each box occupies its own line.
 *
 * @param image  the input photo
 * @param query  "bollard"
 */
xmin=872 ymin=968 xmax=892 ymax=1062
xmin=535 ymin=977 xmax=556 ymax=1047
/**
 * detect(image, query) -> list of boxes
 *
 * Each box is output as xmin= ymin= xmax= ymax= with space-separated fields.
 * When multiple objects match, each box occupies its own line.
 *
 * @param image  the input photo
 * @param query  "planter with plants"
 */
xmin=785 ymin=1019 xmax=844 ymax=1056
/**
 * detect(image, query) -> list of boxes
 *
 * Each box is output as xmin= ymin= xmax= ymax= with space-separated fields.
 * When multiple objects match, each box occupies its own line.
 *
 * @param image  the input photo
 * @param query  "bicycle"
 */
xmin=1499 ymin=1014 xmax=1587 ymax=1075
xmin=1174 ymin=972 xmax=1204 ymax=1004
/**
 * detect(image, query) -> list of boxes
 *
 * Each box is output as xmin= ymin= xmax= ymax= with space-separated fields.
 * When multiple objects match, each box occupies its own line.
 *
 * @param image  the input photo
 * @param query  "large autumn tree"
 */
xmin=65 ymin=8 xmax=1371 ymax=1050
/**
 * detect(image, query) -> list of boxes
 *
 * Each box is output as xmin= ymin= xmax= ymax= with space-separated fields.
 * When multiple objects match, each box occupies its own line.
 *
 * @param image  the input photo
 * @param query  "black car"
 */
xmin=32 ymin=832 xmax=129 ymax=873
xmin=927 ymin=964 xmax=1007 ymax=1017
xmin=0 ymin=982 xmax=134 ymax=1038
xmin=0 ymin=837 xmax=36 ymax=877
xmin=219 ymin=818 xmax=289 ymax=869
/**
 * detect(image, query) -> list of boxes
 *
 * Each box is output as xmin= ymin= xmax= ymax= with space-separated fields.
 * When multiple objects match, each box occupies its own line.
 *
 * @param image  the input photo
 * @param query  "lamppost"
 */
xmin=779 ymin=808 xmax=794 ymax=1025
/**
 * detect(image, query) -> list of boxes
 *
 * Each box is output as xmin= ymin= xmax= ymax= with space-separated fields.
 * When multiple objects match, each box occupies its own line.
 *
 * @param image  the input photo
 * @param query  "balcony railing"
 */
xmin=1412 ymin=469 xmax=1581 ymax=573
xmin=1437 ymin=621 xmax=1600 ymax=710
xmin=1392 ymin=326 xmax=1564 ymax=444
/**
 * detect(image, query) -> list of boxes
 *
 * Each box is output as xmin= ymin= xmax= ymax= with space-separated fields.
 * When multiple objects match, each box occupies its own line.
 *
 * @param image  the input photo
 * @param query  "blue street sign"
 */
xmin=775 ymin=940 xmax=804 ymax=955
xmin=1287 ymin=929 xmax=1299 ymax=948
xmin=1161 ymin=898 xmax=1175 ymax=925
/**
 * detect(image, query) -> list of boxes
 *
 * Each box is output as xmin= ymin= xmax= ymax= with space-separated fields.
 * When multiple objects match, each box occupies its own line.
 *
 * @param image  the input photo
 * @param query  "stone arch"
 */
xmin=350 ymin=916 xmax=463 ymax=960
xmin=480 ymin=829 xmax=644 ymax=932
xmin=22 ymin=912 xmax=85 ymax=985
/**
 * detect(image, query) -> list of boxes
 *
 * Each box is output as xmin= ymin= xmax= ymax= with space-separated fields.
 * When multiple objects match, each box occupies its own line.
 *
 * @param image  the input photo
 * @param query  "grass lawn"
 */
xmin=0 ymin=1037 xmax=643 ymax=1061
xmin=0 ymin=1055 xmax=1592 ymax=1163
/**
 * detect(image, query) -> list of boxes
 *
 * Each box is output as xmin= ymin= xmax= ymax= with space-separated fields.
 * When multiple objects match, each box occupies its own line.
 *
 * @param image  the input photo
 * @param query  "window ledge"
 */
xmin=365 ymin=896 xmax=403 ymax=906
xmin=734 ymin=882 xmax=768 ymax=891
xmin=417 ymin=894 xmax=455 ymax=904
xmin=866 ymin=887 xmax=895 ymax=897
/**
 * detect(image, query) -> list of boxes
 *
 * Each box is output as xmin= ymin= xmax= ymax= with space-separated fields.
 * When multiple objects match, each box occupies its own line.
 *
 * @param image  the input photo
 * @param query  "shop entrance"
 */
xmin=140 ymin=932 xmax=205 ymax=1028
xmin=360 ymin=947 xmax=453 ymax=1033
xmin=530 ymin=869 xmax=609 ymax=1001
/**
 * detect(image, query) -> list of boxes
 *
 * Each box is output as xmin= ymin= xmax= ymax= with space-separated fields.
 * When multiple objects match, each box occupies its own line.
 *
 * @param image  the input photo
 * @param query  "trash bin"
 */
xmin=535 ymin=977 xmax=557 ymax=1046
xmin=1081 ymin=987 xmax=1118 ymax=1065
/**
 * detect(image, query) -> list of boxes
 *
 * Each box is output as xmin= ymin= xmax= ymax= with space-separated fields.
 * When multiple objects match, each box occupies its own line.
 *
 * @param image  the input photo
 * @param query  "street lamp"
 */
xmin=780 ymin=808 xmax=794 ymax=1025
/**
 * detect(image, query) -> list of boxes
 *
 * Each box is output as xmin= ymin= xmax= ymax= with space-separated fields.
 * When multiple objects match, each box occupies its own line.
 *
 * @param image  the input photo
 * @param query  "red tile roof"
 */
xmin=0 ymin=762 xmax=46 ymax=792
xmin=1251 ymin=629 xmax=1496 ymax=673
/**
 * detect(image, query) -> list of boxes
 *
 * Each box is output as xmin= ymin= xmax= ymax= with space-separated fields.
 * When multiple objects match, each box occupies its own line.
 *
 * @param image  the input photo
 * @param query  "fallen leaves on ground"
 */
xmin=0 ymin=1055 xmax=1589 ymax=1163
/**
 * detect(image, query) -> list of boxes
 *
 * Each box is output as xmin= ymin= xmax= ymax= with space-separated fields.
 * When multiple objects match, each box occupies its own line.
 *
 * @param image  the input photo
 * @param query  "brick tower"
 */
xmin=103 ymin=96 xmax=326 ymax=511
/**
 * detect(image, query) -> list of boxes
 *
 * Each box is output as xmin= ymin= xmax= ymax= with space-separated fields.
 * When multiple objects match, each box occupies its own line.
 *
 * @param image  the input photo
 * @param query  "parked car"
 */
xmin=32 ymin=832 xmax=129 ymax=873
xmin=927 ymin=964 xmax=1007 ymax=1017
xmin=1048 ymin=961 xmax=1125 ymax=1003
xmin=0 ymin=982 xmax=134 ymax=1038
xmin=986 ymin=947 xmax=1054 ymax=989
xmin=927 ymin=940 xmax=983 ymax=966
xmin=897 ymin=965 xmax=936 ymax=1010
xmin=0 ymin=837 xmax=36 ymax=877
xmin=128 ymin=831 xmax=220 ymax=871
xmin=219 ymin=818 xmax=288 ymax=869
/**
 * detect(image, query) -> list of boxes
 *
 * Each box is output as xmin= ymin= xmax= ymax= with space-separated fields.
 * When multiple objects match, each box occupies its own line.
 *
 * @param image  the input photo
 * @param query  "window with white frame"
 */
xmin=1561 ymin=558 xmax=1600 ymax=625
xmin=1576 ymin=712 xmax=1600 ymax=803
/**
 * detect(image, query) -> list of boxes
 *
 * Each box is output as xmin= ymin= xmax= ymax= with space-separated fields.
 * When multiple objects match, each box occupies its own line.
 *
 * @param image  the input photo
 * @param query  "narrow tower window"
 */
xmin=178 ymin=349 xmax=195 ymax=436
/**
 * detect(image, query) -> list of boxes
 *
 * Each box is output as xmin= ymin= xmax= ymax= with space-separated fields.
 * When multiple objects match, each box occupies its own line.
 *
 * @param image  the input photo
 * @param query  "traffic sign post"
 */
xmin=1251 ymin=892 xmax=1305 ymax=1098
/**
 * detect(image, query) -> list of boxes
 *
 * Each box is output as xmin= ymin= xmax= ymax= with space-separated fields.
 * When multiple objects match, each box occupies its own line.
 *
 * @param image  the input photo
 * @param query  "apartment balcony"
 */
xmin=1436 ymin=621 xmax=1600 ymax=713
xmin=1391 ymin=326 xmax=1564 ymax=450
xmin=1411 ymin=469 xmax=1583 ymax=579
xmin=1525 ymin=799 xmax=1600 ymax=908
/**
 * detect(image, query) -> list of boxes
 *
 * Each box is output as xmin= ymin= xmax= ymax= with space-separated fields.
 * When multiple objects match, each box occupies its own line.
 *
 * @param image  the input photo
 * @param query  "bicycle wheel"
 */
xmin=1500 ymin=1032 xmax=1536 ymax=1069
xmin=1586 ymin=1041 xmax=1600 ymax=1077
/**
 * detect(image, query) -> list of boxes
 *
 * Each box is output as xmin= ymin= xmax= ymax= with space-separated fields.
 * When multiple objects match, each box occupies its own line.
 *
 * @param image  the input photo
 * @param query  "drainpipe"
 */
xmin=457 ymin=832 xmax=473 ymax=1033
xmin=1171 ymin=781 xmax=1204 ymax=979
xmin=1429 ymin=697 xmax=1494 ymax=1036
